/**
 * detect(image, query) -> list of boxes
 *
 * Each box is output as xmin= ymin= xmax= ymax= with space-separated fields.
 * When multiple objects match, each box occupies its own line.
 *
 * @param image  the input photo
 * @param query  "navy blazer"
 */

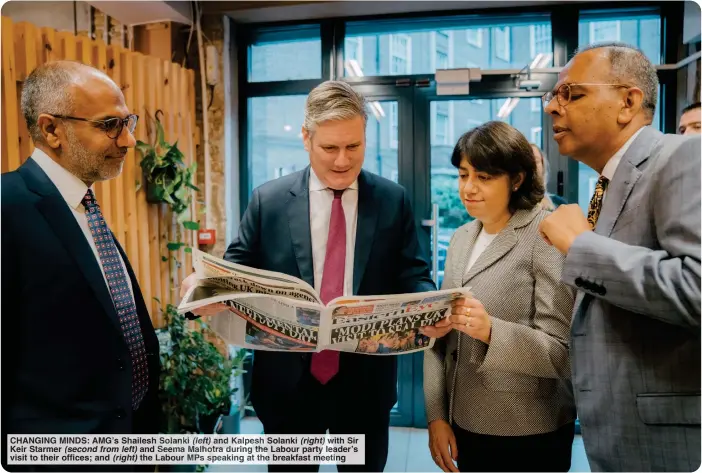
xmin=224 ymin=167 xmax=435 ymax=423
xmin=1 ymin=158 xmax=161 ymax=439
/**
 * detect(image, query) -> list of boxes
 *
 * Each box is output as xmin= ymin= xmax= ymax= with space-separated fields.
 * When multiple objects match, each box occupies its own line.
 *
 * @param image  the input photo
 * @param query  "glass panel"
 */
xmin=248 ymin=97 xmax=398 ymax=192
xmin=578 ymin=10 xmax=661 ymax=64
xmin=430 ymin=98 xmax=543 ymax=287
xmin=364 ymin=100 xmax=399 ymax=182
xmin=249 ymin=96 xmax=308 ymax=191
xmin=249 ymin=26 xmax=321 ymax=82
xmin=344 ymin=15 xmax=553 ymax=77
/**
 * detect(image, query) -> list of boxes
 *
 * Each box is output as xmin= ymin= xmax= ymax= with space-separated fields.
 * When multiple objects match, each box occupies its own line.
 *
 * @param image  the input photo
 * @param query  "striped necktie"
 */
xmin=587 ymin=176 xmax=609 ymax=229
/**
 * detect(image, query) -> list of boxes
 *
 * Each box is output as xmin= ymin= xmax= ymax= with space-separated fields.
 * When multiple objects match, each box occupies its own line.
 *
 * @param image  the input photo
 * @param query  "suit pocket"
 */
xmin=636 ymin=393 xmax=701 ymax=425
xmin=480 ymin=371 xmax=539 ymax=393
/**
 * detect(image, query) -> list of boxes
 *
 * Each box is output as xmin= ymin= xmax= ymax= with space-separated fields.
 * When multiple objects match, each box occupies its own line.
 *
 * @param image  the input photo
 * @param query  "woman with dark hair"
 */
xmin=423 ymin=121 xmax=576 ymax=472
xmin=530 ymin=143 xmax=568 ymax=210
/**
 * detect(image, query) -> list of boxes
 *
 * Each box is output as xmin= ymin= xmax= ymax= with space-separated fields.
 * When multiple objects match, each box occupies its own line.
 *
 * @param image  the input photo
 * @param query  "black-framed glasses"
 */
xmin=542 ymin=83 xmax=630 ymax=109
xmin=52 ymin=114 xmax=138 ymax=139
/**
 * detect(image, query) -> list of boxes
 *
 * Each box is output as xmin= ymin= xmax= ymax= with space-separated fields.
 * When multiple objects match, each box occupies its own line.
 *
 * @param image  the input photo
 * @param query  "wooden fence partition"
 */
xmin=1 ymin=17 xmax=200 ymax=327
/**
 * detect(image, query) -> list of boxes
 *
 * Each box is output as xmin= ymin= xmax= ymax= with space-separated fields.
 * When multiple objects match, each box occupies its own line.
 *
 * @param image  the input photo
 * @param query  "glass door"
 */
xmin=350 ymin=84 xmax=417 ymax=427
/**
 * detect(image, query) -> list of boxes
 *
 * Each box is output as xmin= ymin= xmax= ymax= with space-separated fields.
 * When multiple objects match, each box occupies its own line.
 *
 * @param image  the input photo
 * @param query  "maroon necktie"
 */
xmin=311 ymin=189 xmax=346 ymax=384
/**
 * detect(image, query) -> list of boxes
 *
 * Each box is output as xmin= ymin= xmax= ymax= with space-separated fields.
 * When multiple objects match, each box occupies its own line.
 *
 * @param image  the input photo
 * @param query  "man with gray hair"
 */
xmin=182 ymin=80 xmax=434 ymax=471
xmin=2 ymin=60 xmax=161 ymax=469
xmin=540 ymin=43 xmax=700 ymax=471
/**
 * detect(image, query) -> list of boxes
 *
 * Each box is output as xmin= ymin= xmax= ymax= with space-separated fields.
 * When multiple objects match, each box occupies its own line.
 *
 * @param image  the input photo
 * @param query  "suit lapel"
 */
xmin=461 ymin=208 xmax=539 ymax=286
xmin=353 ymin=171 xmax=378 ymax=294
xmin=19 ymin=158 xmax=123 ymax=336
xmin=571 ymin=127 xmax=660 ymax=320
xmin=287 ymin=168 xmax=315 ymax=288
xmin=453 ymin=222 xmax=481 ymax=288
xmin=595 ymin=127 xmax=659 ymax=237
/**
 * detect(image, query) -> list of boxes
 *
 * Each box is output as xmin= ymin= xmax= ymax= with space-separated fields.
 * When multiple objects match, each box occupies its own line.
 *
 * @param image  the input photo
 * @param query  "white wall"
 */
xmin=1 ymin=0 xmax=91 ymax=32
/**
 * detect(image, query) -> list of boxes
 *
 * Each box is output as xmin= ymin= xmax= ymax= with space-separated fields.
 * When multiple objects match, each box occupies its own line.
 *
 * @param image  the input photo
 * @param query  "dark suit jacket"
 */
xmin=1 ymin=158 xmax=161 ymax=439
xmin=224 ymin=167 xmax=435 ymax=424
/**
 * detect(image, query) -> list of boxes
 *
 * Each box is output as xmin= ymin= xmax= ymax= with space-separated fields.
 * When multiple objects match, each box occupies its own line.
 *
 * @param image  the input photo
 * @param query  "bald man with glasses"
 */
xmin=2 ymin=61 xmax=160 ymax=471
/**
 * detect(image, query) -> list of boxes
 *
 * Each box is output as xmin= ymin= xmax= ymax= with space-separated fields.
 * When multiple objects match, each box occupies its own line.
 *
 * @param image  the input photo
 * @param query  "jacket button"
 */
xmin=114 ymin=407 xmax=126 ymax=419
xmin=575 ymin=277 xmax=584 ymax=287
xmin=116 ymin=358 xmax=125 ymax=371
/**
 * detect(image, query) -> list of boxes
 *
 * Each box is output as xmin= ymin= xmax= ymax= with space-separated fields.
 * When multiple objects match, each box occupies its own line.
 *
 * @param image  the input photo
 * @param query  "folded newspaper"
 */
xmin=178 ymin=249 xmax=472 ymax=355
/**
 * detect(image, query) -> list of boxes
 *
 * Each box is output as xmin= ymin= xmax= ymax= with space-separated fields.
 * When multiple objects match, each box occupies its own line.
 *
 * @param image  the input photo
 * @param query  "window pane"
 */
xmin=344 ymin=15 xmax=553 ymax=77
xmin=429 ymin=97 xmax=542 ymax=286
xmin=249 ymin=26 xmax=321 ymax=82
xmin=364 ymin=101 xmax=399 ymax=182
xmin=578 ymin=10 xmax=661 ymax=64
xmin=249 ymin=96 xmax=308 ymax=191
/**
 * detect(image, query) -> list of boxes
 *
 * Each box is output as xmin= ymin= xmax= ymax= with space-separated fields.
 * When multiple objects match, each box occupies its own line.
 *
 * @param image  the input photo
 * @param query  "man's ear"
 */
xmin=37 ymin=114 xmax=62 ymax=149
xmin=301 ymin=126 xmax=311 ymax=152
xmin=618 ymin=87 xmax=644 ymax=125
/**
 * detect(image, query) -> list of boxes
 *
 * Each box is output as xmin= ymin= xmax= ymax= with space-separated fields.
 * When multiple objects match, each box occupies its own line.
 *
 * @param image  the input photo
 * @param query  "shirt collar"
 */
xmin=601 ymin=127 xmax=645 ymax=181
xmin=31 ymin=148 xmax=93 ymax=210
xmin=308 ymin=167 xmax=359 ymax=192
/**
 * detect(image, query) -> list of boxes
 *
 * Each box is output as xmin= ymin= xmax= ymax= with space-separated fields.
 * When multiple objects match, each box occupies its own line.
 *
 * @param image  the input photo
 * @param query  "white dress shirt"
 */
xmin=32 ymin=148 xmax=136 ymax=303
xmin=308 ymin=168 xmax=358 ymax=298
xmin=601 ymin=127 xmax=645 ymax=201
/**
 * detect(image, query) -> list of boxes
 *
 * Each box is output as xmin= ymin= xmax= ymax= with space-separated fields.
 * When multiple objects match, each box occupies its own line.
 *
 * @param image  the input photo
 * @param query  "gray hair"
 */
xmin=303 ymin=80 xmax=368 ymax=133
xmin=21 ymin=61 xmax=100 ymax=144
xmin=574 ymin=42 xmax=659 ymax=120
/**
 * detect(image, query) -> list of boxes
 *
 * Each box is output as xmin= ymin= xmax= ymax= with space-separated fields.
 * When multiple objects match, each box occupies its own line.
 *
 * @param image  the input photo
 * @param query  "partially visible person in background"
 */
xmin=423 ymin=121 xmax=576 ymax=473
xmin=531 ymin=143 xmax=568 ymax=210
xmin=678 ymin=102 xmax=701 ymax=135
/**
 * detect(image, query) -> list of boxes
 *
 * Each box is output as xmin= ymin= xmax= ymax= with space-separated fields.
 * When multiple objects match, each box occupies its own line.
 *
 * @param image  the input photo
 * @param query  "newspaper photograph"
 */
xmin=178 ymin=249 xmax=472 ymax=355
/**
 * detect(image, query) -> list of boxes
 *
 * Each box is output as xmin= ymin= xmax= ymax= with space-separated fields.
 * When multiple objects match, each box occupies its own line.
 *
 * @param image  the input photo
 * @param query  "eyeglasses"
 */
xmin=51 ymin=114 xmax=138 ymax=139
xmin=542 ymin=83 xmax=630 ymax=109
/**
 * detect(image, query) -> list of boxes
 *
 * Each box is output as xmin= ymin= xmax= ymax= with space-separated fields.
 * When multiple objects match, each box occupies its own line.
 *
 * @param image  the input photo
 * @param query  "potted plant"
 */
xmin=157 ymin=303 xmax=248 ymax=435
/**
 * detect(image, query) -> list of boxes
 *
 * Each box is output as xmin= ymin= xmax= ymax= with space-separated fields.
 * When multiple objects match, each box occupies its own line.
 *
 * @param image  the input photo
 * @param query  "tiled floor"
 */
xmin=208 ymin=417 xmax=591 ymax=472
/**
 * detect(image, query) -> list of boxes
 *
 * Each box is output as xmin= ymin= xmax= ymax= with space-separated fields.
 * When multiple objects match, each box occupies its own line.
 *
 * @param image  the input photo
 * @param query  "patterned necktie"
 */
xmin=82 ymin=189 xmax=149 ymax=409
xmin=587 ymin=176 xmax=610 ymax=229
xmin=311 ymin=189 xmax=346 ymax=385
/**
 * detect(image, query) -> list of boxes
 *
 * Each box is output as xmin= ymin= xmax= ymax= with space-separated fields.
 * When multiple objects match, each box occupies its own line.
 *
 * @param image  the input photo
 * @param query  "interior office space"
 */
xmin=1 ymin=0 xmax=699 ymax=472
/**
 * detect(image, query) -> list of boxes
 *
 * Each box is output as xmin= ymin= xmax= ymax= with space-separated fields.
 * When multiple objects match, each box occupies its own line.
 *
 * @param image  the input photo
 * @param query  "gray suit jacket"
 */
xmin=564 ymin=126 xmax=701 ymax=472
xmin=424 ymin=206 xmax=576 ymax=436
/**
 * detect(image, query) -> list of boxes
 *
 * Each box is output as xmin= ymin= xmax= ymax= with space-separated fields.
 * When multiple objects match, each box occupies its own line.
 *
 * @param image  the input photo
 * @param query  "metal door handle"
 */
xmin=421 ymin=203 xmax=440 ymax=288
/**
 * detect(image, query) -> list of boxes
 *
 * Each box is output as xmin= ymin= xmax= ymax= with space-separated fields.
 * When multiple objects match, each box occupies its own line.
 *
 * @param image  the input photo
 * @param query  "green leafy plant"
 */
xmin=157 ymin=303 xmax=249 ymax=435
xmin=136 ymin=110 xmax=200 ymax=259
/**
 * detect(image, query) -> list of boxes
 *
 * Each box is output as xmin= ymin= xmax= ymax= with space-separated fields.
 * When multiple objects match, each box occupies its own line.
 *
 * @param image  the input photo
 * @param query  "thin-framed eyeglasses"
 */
xmin=542 ymin=83 xmax=630 ymax=109
xmin=51 ymin=114 xmax=138 ymax=139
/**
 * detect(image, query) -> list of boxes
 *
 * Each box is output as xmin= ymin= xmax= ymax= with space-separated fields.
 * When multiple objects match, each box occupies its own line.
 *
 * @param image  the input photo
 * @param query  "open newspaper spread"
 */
xmin=178 ymin=249 xmax=472 ymax=355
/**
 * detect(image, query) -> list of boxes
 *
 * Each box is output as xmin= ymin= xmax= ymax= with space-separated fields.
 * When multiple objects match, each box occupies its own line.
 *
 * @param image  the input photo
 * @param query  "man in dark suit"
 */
xmin=182 ymin=81 xmax=434 ymax=472
xmin=2 ymin=61 xmax=161 ymax=470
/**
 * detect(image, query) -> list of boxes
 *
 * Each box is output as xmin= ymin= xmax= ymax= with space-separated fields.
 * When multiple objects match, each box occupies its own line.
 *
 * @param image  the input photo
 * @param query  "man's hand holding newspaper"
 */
xmin=178 ymin=249 xmax=472 ymax=355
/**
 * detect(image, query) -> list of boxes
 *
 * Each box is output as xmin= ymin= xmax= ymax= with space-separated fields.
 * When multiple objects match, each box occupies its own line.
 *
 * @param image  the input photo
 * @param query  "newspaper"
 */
xmin=178 ymin=249 xmax=471 ymax=355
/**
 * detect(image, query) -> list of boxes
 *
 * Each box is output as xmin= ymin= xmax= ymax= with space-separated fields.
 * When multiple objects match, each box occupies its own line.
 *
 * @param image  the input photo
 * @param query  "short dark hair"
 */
xmin=682 ymin=102 xmax=701 ymax=114
xmin=450 ymin=121 xmax=544 ymax=212
xmin=574 ymin=42 xmax=658 ymax=120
